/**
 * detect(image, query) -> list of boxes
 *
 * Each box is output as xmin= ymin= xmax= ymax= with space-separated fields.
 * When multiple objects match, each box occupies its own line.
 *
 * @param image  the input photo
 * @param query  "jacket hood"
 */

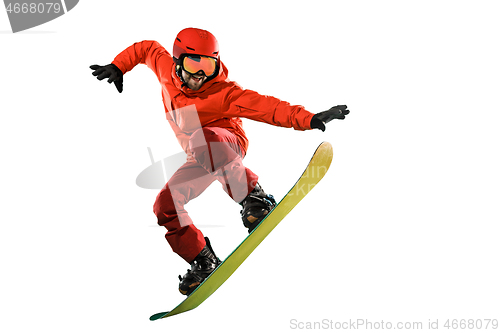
xmin=172 ymin=60 xmax=230 ymax=95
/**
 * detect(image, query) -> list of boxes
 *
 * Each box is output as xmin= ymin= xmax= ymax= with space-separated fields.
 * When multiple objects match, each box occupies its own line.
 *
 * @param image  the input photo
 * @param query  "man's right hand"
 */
xmin=90 ymin=64 xmax=124 ymax=93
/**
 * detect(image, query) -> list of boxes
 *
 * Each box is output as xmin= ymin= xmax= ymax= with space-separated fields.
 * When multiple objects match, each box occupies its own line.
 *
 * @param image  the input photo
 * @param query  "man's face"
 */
xmin=181 ymin=69 xmax=207 ymax=91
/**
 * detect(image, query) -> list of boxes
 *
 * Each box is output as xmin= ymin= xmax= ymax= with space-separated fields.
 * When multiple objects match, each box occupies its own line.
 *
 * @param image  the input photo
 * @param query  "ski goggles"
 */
xmin=182 ymin=55 xmax=217 ymax=76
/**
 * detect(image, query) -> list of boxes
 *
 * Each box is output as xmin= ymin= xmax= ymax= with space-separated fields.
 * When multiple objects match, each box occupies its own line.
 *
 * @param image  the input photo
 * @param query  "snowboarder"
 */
xmin=90 ymin=27 xmax=349 ymax=296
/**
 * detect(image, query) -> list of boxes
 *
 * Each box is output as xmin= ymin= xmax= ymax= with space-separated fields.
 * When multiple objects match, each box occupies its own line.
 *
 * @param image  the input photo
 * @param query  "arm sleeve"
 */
xmin=222 ymin=84 xmax=314 ymax=131
xmin=111 ymin=40 xmax=171 ymax=79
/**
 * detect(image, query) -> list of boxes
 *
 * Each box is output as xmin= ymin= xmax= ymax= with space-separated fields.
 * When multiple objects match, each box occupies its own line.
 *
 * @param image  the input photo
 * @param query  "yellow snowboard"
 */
xmin=150 ymin=141 xmax=333 ymax=320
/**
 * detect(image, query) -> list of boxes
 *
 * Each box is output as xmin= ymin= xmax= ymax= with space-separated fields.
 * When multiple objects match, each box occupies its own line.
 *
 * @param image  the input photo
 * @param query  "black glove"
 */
xmin=89 ymin=64 xmax=124 ymax=93
xmin=310 ymin=105 xmax=350 ymax=132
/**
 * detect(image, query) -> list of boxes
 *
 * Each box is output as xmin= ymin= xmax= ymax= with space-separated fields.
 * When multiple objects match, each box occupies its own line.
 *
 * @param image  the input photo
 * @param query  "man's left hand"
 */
xmin=310 ymin=105 xmax=350 ymax=132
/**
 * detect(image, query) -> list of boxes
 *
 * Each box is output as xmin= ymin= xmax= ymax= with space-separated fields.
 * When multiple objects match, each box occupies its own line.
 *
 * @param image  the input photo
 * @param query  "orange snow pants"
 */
xmin=153 ymin=127 xmax=258 ymax=263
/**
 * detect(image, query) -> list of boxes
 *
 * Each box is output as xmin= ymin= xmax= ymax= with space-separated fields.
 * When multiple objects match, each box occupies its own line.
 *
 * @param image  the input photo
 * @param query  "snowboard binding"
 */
xmin=239 ymin=183 xmax=276 ymax=233
xmin=178 ymin=237 xmax=221 ymax=296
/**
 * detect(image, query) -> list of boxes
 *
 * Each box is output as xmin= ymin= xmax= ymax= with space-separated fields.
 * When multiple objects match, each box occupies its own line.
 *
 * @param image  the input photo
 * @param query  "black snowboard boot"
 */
xmin=178 ymin=237 xmax=221 ymax=296
xmin=239 ymin=183 xmax=276 ymax=233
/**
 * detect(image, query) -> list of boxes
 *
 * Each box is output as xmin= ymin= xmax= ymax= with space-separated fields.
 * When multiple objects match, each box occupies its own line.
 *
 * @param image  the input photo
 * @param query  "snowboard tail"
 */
xmin=150 ymin=141 xmax=333 ymax=320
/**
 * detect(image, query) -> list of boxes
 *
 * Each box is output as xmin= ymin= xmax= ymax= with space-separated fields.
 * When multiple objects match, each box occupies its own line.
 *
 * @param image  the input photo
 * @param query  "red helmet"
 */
xmin=173 ymin=28 xmax=219 ymax=62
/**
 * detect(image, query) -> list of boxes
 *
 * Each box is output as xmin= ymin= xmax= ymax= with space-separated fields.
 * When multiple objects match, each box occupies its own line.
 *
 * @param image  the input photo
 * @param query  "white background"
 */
xmin=1 ymin=1 xmax=499 ymax=332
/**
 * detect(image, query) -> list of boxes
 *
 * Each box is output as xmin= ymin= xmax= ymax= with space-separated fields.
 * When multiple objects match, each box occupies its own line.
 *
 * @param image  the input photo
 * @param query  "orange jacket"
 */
xmin=112 ymin=40 xmax=314 ymax=158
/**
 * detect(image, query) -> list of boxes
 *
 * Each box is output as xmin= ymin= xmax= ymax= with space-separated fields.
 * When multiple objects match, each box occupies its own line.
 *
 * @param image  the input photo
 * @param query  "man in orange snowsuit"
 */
xmin=90 ymin=28 xmax=349 ymax=295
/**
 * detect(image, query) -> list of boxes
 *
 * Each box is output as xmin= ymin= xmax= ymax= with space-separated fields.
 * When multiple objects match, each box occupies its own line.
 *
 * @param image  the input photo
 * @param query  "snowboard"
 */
xmin=150 ymin=141 xmax=334 ymax=321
